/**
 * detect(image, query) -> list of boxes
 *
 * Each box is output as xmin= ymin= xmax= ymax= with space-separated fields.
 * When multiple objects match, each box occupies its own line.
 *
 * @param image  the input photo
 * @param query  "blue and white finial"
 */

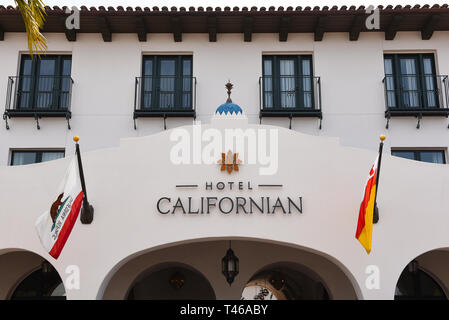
xmin=215 ymin=81 xmax=243 ymax=116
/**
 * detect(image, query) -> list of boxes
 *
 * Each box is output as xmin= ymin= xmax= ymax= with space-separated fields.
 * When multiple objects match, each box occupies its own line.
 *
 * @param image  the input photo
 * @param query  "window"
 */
xmin=10 ymin=150 xmax=65 ymax=166
xmin=141 ymin=55 xmax=193 ymax=109
xmin=17 ymin=55 xmax=72 ymax=110
xmin=262 ymin=55 xmax=314 ymax=109
xmin=384 ymin=54 xmax=439 ymax=109
xmin=391 ymin=150 xmax=446 ymax=164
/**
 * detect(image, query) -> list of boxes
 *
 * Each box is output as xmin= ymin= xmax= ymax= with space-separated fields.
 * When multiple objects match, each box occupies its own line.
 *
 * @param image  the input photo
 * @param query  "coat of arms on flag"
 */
xmin=35 ymin=158 xmax=84 ymax=259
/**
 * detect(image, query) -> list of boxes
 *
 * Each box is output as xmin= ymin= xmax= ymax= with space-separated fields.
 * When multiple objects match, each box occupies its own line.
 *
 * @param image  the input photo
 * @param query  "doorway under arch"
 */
xmin=395 ymin=249 xmax=449 ymax=300
xmin=241 ymin=262 xmax=329 ymax=300
xmin=100 ymin=239 xmax=360 ymax=300
xmin=126 ymin=262 xmax=216 ymax=300
xmin=0 ymin=250 xmax=66 ymax=300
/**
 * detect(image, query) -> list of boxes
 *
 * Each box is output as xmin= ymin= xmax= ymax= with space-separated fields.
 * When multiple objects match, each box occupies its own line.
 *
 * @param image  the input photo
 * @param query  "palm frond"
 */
xmin=15 ymin=0 xmax=48 ymax=56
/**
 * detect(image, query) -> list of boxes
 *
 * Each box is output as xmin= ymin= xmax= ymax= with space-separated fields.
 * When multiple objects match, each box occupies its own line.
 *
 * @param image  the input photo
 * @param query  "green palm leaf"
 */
xmin=15 ymin=0 xmax=48 ymax=55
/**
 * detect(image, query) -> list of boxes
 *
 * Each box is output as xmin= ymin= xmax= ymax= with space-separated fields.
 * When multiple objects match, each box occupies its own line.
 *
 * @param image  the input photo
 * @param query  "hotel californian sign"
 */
xmin=156 ymin=181 xmax=303 ymax=215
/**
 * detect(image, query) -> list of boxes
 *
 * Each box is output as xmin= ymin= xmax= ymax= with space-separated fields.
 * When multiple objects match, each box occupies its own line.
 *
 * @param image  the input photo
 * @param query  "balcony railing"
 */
xmin=259 ymin=75 xmax=322 ymax=129
xmin=3 ymin=75 xmax=74 ymax=130
xmin=383 ymin=74 xmax=449 ymax=128
xmin=133 ymin=75 xmax=197 ymax=129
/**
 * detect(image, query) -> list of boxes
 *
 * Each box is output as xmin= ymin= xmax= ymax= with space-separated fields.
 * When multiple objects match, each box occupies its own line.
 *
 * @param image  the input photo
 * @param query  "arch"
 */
xmin=394 ymin=248 xmax=449 ymax=300
xmin=242 ymin=261 xmax=331 ymax=300
xmin=0 ymin=248 xmax=66 ymax=300
xmin=126 ymin=262 xmax=216 ymax=300
xmin=98 ymin=237 xmax=362 ymax=300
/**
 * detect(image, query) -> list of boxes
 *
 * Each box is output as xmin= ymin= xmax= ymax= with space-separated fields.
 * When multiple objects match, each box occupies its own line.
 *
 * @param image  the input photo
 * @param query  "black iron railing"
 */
xmin=133 ymin=75 xmax=196 ymax=129
xmin=383 ymin=75 xmax=449 ymax=112
xmin=383 ymin=74 xmax=449 ymax=128
xmin=259 ymin=75 xmax=322 ymax=129
xmin=3 ymin=75 xmax=74 ymax=129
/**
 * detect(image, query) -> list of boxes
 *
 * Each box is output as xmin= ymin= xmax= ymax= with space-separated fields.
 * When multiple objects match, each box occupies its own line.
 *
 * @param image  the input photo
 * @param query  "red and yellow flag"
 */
xmin=355 ymin=155 xmax=379 ymax=254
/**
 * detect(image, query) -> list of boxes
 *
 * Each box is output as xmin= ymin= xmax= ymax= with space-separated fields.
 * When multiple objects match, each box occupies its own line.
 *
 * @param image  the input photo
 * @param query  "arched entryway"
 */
xmin=126 ymin=263 xmax=215 ymax=300
xmin=0 ymin=249 xmax=66 ymax=300
xmin=395 ymin=249 xmax=449 ymax=300
xmin=241 ymin=262 xmax=329 ymax=300
xmin=100 ymin=239 xmax=360 ymax=300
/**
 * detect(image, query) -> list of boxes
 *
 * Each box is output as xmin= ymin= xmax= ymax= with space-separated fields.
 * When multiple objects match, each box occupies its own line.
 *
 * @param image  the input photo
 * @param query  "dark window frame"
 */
xmin=10 ymin=149 xmax=66 ymax=166
xmin=262 ymin=55 xmax=314 ymax=110
xmin=391 ymin=149 xmax=446 ymax=164
xmin=384 ymin=53 xmax=439 ymax=109
xmin=141 ymin=55 xmax=193 ymax=110
xmin=17 ymin=54 xmax=72 ymax=110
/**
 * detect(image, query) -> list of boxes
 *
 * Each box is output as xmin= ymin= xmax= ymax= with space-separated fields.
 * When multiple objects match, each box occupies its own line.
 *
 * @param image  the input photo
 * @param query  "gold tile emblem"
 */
xmin=218 ymin=150 xmax=242 ymax=174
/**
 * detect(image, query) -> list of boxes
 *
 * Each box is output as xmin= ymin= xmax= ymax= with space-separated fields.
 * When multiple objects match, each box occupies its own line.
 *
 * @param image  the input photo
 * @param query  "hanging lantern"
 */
xmin=222 ymin=241 xmax=239 ymax=285
xmin=169 ymin=272 xmax=185 ymax=290
xmin=269 ymin=272 xmax=286 ymax=290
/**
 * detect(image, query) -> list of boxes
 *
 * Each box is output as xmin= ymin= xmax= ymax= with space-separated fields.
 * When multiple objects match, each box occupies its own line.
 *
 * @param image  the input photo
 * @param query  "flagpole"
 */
xmin=373 ymin=134 xmax=386 ymax=224
xmin=73 ymin=136 xmax=94 ymax=224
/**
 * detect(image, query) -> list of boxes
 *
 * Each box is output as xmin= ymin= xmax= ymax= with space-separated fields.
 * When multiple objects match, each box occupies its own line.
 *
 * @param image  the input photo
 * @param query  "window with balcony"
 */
xmin=391 ymin=149 xmax=446 ymax=164
xmin=133 ymin=55 xmax=196 ymax=129
xmin=3 ymin=55 xmax=74 ymax=130
xmin=259 ymin=55 xmax=322 ymax=129
xmin=383 ymin=54 xmax=449 ymax=128
xmin=10 ymin=150 xmax=65 ymax=166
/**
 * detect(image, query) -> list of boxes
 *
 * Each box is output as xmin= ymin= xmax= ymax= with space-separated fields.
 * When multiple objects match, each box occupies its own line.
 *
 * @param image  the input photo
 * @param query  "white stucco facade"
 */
xmin=1 ymin=31 xmax=449 ymax=163
xmin=1 ymin=22 xmax=449 ymax=300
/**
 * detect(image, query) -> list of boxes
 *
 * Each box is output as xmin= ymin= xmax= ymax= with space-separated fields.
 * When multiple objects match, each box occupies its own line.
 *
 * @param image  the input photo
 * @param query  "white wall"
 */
xmin=0 ymin=120 xmax=449 ymax=299
xmin=1 ymin=31 xmax=449 ymax=165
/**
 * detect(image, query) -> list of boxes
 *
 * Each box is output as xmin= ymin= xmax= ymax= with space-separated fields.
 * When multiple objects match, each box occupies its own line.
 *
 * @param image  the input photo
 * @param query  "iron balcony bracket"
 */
xmin=66 ymin=114 xmax=71 ymax=130
xmin=3 ymin=113 xmax=9 ymax=130
xmin=163 ymin=113 xmax=167 ymax=130
xmin=289 ymin=113 xmax=293 ymax=130
xmin=318 ymin=117 xmax=322 ymax=130
xmin=134 ymin=117 xmax=137 ymax=130
xmin=34 ymin=114 xmax=40 ymax=130
xmin=416 ymin=114 xmax=422 ymax=129
xmin=385 ymin=116 xmax=390 ymax=130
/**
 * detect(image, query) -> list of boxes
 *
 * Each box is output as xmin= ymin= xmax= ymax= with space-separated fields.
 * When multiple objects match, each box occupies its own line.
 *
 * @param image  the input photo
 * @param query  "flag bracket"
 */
xmin=75 ymin=140 xmax=94 ymax=224
xmin=373 ymin=204 xmax=379 ymax=224
xmin=80 ymin=204 xmax=94 ymax=224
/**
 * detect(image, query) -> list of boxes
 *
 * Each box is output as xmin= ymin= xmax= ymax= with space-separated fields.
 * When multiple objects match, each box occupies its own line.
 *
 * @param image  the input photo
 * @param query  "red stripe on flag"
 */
xmin=355 ymin=168 xmax=377 ymax=239
xmin=49 ymin=191 xmax=83 ymax=259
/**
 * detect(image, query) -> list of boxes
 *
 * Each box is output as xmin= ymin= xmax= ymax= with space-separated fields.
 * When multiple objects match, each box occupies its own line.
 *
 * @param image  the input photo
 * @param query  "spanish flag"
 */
xmin=355 ymin=155 xmax=379 ymax=254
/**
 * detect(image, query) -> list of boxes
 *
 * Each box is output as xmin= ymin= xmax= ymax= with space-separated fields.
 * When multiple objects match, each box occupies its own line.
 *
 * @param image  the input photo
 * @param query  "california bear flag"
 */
xmin=35 ymin=158 xmax=83 ymax=259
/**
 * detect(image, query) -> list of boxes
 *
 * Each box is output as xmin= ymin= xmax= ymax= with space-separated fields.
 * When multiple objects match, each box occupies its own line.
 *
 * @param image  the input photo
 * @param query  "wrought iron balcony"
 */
xmin=383 ymin=74 xmax=449 ymax=128
xmin=259 ymin=75 xmax=322 ymax=129
xmin=3 ymin=75 xmax=74 ymax=130
xmin=133 ymin=75 xmax=197 ymax=129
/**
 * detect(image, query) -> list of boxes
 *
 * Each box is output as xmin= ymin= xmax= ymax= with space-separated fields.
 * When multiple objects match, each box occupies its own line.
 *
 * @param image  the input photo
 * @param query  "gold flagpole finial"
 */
xmin=380 ymin=134 xmax=386 ymax=141
xmin=73 ymin=136 xmax=80 ymax=143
